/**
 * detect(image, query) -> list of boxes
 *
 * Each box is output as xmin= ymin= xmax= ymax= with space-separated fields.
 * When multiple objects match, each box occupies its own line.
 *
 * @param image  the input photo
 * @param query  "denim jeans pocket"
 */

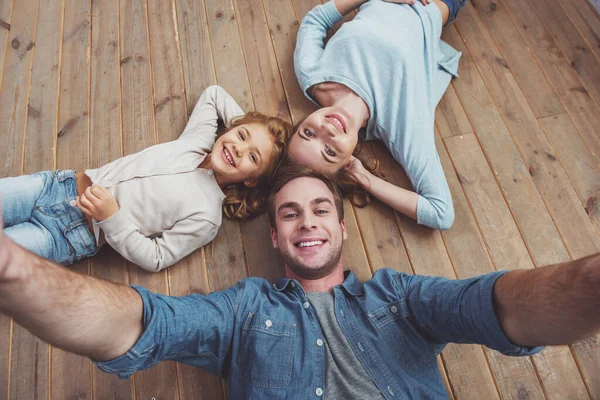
xmin=241 ymin=313 xmax=297 ymax=389
xmin=369 ymin=300 xmax=436 ymax=371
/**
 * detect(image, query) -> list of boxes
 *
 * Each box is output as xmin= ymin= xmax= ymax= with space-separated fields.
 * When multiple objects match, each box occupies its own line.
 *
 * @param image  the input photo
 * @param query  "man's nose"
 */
xmin=299 ymin=213 xmax=316 ymax=230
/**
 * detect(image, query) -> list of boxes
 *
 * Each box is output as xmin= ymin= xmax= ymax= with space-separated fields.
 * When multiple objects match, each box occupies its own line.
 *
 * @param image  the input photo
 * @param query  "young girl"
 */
xmin=290 ymin=0 xmax=464 ymax=230
xmin=0 ymin=85 xmax=291 ymax=271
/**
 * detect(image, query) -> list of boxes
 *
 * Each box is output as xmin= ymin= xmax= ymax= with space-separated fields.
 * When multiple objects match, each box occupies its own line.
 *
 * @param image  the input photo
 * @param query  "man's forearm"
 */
xmin=0 ymin=239 xmax=143 ymax=361
xmin=334 ymin=0 xmax=367 ymax=16
xmin=494 ymin=253 xmax=600 ymax=346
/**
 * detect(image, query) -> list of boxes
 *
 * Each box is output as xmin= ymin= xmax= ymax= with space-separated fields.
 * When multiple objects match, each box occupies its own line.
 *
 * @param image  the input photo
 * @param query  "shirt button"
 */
xmin=207 ymin=170 xmax=213 ymax=176
xmin=265 ymin=320 xmax=272 ymax=328
xmin=316 ymin=339 xmax=323 ymax=347
xmin=303 ymin=302 xmax=310 ymax=309
xmin=316 ymin=388 xmax=323 ymax=396
xmin=390 ymin=305 xmax=398 ymax=314
xmin=290 ymin=282 xmax=295 ymax=288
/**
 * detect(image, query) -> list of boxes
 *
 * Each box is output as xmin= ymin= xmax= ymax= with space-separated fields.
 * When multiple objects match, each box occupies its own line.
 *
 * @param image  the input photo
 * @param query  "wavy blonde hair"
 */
xmin=222 ymin=112 xmax=291 ymax=220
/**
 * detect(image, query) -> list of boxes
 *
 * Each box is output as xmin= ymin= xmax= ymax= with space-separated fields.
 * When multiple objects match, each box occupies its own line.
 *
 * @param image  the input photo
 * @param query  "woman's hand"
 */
xmin=383 ymin=0 xmax=433 ymax=6
xmin=76 ymin=186 xmax=119 ymax=222
xmin=345 ymin=156 xmax=373 ymax=189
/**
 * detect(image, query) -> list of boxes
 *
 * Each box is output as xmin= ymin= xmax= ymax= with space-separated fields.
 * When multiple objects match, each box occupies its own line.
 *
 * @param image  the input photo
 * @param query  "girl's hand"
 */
xmin=76 ymin=186 xmax=119 ymax=222
xmin=345 ymin=156 xmax=373 ymax=189
xmin=383 ymin=0 xmax=433 ymax=6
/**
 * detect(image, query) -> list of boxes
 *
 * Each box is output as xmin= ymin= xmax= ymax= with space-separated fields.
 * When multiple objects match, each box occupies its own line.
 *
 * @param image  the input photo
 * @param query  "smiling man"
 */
xmin=0 ymin=163 xmax=599 ymax=399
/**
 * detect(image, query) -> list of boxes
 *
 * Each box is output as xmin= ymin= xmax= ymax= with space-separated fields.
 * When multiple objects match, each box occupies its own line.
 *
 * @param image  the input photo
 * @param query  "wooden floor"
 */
xmin=0 ymin=0 xmax=599 ymax=398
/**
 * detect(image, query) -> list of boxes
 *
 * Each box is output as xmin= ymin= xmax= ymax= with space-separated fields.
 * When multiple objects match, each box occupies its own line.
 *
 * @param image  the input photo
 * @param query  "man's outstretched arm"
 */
xmin=494 ymin=253 xmax=600 ymax=347
xmin=0 ymin=209 xmax=143 ymax=362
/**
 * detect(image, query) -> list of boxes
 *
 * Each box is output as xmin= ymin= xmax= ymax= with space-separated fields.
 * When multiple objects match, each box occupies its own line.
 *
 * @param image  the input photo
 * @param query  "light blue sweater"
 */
xmin=294 ymin=0 xmax=461 ymax=230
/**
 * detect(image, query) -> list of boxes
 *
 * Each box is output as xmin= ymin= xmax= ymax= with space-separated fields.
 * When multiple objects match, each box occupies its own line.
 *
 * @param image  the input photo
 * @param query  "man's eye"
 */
xmin=283 ymin=213 xmax=298 ymax=218
xmin=316 ymin=209 xmax=328 ymax=215
xmin=325 ymin=147 xmax=336 ymax=157
xmin=304 ymin=129 xmax=314 ymax=137
xmin=238 ymin=130 xmax=246 ymax=140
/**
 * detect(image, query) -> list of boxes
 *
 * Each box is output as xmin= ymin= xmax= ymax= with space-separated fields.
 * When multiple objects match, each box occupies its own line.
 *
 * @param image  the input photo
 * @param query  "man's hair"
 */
xmin=267 ymin=161 xmax=344 ymax=230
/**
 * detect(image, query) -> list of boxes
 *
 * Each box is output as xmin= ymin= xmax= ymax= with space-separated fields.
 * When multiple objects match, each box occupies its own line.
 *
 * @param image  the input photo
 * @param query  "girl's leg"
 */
xmin=4 ymin=221 xmax=55 ymax=260
xmin=0 ymin=171 xmax=53 ymax=228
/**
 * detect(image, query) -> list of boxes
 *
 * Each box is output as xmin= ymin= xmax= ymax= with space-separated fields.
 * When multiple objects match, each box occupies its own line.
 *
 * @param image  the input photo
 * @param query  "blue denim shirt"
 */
xmin=96 ymin=269 xmax=542 ymax=399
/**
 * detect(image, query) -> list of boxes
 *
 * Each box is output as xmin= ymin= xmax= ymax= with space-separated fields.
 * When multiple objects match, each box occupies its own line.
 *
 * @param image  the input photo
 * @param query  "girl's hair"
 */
xmin=222 ymin=111 xmax=292 ymax=220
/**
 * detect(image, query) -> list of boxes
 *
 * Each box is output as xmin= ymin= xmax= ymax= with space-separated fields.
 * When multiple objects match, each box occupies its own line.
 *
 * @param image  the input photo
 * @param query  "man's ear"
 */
xmin=244 ymin=180 xmax=257 ymax=188
xmin=271 ymin=227 xmax=279 ymax=249
xmin=341 ymin=219 xmax=347 ymax=240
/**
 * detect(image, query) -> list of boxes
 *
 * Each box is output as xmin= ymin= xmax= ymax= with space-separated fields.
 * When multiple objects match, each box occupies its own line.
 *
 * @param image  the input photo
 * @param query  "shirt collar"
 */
xmin=273 ymin=270 xmax=363 ymax=296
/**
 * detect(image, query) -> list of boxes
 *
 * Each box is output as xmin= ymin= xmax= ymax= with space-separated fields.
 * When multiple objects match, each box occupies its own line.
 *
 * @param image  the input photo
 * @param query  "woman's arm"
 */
xmin=347 ymin=157 xmax=419 ymax=220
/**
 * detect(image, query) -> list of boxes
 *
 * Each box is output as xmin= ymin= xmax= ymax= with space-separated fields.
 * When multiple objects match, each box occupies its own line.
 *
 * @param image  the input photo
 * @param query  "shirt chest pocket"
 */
xmin=241 ymin=313 xmax=297 ymax=389
xmin=368 ymin=300 xmax=436 ymax=371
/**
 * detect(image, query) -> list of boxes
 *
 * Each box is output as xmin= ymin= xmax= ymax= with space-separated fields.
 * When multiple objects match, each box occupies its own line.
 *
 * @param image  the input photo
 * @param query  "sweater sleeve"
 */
xmin=97 ymin=210 xmax=219 ymax=272
xmin=179 ymin=85 xmax=244 ymax=142
xmin=294 ymin=1 xmax=343 ymax=89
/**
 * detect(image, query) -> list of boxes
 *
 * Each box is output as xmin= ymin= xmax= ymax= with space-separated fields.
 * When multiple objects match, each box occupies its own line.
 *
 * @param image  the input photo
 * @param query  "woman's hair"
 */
xmin=222 ymin=111 xmax=292 ymax=221
xmin=290 ymin=121 xmax=384 ymax=209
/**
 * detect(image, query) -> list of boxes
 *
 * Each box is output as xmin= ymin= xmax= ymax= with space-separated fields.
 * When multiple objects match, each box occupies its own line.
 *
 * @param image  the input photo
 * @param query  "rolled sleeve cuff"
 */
xmin=94 ymin=285 xmax=157 ymax=379
xmin=481 ymin=271 xmax=544 ymax=356
xmin=97 ymin=209 xmax=134 ymax=237
xmin=323 ymin=1 xmax=344 ymax=26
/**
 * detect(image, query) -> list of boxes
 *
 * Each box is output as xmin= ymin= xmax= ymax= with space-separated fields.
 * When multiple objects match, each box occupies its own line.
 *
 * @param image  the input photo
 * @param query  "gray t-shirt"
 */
xmin=307 ymin=292 xmax=386 ymax=400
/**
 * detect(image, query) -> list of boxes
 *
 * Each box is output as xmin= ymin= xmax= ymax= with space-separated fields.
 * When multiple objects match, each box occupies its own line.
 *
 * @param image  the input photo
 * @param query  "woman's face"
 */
xmin=288 ymin=106 xmax=360 ymax=173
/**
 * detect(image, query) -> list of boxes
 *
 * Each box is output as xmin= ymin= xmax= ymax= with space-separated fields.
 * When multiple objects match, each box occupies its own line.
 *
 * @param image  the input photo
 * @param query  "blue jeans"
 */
xmin=0 ymin=170 xmax=98 ymax=265
xmin=441 ymin=0 xmax=466 ymax=25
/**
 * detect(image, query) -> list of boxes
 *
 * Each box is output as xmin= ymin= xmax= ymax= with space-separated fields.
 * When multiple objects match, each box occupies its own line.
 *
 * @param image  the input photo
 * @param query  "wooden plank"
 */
xmin=121 ymin=0 xmax=155 ymax=153
xmin=369 ymin=140 xmax=498 ymax=398
xmin=0 ymin=5 xmax=14 ymax=397
xmin=538 ymin=114 xmax=600 ymax=236
xmin=262 ymin=0 xmax=316 ymax=123
xmin=456 ymin=1 xmax=600 ymax=261
xmin=0 ymin=0 xmax=13 ymax=90
xmin=351 ymin=143 xmax=413 ymax=275
xmin=444 ymin=134 xmax=588 ymax=399
xmin=87 ymin=0 xmax=133 ymax=398
xmin=175 ymin=0 xmax=217 ymax=117
xmin=204 ymin=0 xmax=252 ymax=110
xmin=292 ymin=0 xmax=322 ymax=22
xmin=9 ymin=0 xmax=59 ymax=398
xmin=123 ymin=1 xmax=185 ymax=398
xmin=0 ymin=0 xmax=37 ymax=178
xmin=501 ymin=0 xmax=600 ymax=164
xmin=233 ymin=0 xmax=289 ymax=120
xmin=470 ymin=0 xmax=564 ymax=118
xmin=558 ymin=0 xmax=600 ymax=62
xmin=444 ymin=24 xmax=567 ymax=267
xmin=173 ymin=1 xmax=226 ymax=396
xmin=53 ymin=0 xmax=92 ymax=398
xmin=147 ymin=0 xmax=187 ymax=142
xmin=530 ymin=0 xmax=600 ymax=109
xmin=435 ymin=85 xmax=473 ymax=138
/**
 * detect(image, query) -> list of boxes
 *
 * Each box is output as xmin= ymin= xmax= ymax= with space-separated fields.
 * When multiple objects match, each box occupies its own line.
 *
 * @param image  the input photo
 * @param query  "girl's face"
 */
xmin=211 ymin=122 xmax=276 ymax=185
xmin=287 ymin=107 xmax=359 ymax=174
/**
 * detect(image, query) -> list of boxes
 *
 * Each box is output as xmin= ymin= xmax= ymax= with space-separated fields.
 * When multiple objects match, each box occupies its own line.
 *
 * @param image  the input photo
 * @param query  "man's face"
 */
xmin=271 ymin=177 xmax=347 ymax=279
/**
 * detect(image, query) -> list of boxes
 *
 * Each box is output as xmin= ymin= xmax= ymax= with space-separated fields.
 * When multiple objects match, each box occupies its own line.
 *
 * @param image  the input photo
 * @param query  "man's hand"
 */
xmin=76 ymin=186 xmax=119 ymax=221
xmin=345 ymin=156 xmax=373 ymax=189
xmin=383 ymin=0 xmax=433 ymax=6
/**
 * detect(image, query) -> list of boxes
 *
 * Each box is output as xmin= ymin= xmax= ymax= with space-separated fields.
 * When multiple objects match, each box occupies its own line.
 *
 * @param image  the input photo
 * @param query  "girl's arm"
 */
xmin=179 ymin=85 xmax=244 ymax=143
xmin=97 ymin=211 xmax=219 ymax=272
